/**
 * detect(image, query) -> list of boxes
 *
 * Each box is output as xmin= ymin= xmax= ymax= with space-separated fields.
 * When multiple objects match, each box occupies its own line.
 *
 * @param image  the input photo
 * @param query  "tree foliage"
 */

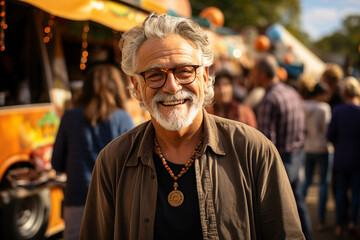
xmin=190 ymin=0 xmax=313 ymax=47
xmin=190 ymin=0 xmax=360 ymax=71
xmin=314 ymin=15 xmax=360 ymax=68
xmin=190 ymin=0 xmax=300 ymax=32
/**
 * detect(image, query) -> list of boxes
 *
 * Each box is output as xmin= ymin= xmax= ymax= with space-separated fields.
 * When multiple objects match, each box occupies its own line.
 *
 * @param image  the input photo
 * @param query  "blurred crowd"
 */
xmin=210 ymin=54 xmax=360 ymax=239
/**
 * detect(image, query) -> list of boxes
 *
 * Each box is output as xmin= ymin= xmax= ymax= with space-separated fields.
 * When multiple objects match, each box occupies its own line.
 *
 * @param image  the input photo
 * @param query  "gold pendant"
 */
xmin=168 ymin=182 xmax=184 ymax=207
xmin=168 ymin=189 xmax=184 ymax=207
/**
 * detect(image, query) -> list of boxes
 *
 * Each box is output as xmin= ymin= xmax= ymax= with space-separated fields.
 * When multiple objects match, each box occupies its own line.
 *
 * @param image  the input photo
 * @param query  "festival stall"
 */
xmin=266 ymin=24 xmax=326 ymax=79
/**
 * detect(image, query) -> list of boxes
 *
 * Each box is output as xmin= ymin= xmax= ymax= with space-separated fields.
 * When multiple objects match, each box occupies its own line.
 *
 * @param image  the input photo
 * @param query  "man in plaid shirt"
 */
xmin=252 ymin=54 xmax=312 ymax=240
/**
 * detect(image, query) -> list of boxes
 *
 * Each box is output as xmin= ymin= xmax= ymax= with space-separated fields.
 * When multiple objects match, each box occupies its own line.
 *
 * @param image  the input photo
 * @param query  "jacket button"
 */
xmin=144 ymin=217 xmax=150 ymax=223
xmin=205 ymin=220 xmax=209 ymax=225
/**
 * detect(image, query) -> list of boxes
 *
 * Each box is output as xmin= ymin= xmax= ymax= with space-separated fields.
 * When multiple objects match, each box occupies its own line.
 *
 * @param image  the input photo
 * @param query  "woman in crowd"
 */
xmin=208 ymin=71 xmax=257 ymax=128
xmin=51 ymin=64 xmax=134 ymax=240
xmin=298 ymin=75 xmax=332 ymax=230
xmin=327 ymin=76 xmax=360 ymax=238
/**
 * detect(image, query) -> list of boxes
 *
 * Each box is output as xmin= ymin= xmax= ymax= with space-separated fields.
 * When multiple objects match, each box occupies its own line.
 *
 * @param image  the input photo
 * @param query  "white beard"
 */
xmin=143 ymin=89 xmax=203 ymax=131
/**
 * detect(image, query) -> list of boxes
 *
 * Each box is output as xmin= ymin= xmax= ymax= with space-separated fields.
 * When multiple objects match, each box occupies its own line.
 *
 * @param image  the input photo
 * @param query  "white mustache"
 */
xmin=152 ymin=90 xmax=196 ymax=103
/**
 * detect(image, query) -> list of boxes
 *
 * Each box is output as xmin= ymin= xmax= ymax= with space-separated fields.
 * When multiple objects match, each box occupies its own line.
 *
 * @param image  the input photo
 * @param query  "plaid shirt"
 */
xmin=257 ymin=82 xmax=305 ymax=154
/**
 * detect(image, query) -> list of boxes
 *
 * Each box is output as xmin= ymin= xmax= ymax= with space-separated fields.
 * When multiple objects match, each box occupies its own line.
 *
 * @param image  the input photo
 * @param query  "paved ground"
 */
xmin=305 ymin=174 xmax=359 ymax=240
xmin=306 ymin=181 xmax=338 ymax=240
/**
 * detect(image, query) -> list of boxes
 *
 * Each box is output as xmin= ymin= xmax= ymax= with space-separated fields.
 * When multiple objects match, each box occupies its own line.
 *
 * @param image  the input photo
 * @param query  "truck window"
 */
xmin=0 ymin=2 xmax=50 ymax=107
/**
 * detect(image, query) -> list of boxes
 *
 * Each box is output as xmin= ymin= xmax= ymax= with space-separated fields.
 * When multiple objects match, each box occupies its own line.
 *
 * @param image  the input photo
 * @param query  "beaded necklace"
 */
xmin=155 ymin=136 xmax=203 ymax=207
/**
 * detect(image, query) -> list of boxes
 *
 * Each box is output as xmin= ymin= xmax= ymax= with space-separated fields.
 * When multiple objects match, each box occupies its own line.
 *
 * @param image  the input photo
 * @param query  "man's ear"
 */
xmin=202 ymin=66 xmax=210 ymax=93
xmin=130 ymin=76 xmax=142 ymax=101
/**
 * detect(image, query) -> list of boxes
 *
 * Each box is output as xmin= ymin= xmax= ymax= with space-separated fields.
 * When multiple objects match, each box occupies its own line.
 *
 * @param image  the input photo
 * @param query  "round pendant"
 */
xmin=168 ymin=189 xmax=184 ymax=207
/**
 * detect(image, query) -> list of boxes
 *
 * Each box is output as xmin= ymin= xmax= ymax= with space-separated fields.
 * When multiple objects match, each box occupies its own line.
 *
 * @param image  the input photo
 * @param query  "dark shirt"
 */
xmin=327 ymin=103 xmax=360 ymax=173
xmin=51 ymin=107 xmax=134 ymax=206
xmin=153 ymin=152 xmax=203 ymax=239
xmin=256 ymin=82 xmax=305 ymax=154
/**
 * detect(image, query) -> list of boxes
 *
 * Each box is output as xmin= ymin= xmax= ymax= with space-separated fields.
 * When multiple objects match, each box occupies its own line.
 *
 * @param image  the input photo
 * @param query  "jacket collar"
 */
xmin=127 ymin=108 xmax=226 ymax=167
xmin=125 ymin=120 xmax=155 ymax=167
xmin=138 ymin=121 xmax=156 ymax=167
xmin=203 ymin=109 xmax=226 ymax=156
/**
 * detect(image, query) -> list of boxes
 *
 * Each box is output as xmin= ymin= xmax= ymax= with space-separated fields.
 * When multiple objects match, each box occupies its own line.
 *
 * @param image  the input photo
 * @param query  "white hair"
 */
xmin=119 ymin=13 xmax=214 ymax=106
xmin=341 ymin=76 xmax=360 ymax=99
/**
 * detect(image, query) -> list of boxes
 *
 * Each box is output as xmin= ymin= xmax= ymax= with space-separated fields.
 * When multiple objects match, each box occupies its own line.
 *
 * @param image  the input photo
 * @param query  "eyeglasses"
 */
xmin=139 ymin=65 xmax=201 ymax=89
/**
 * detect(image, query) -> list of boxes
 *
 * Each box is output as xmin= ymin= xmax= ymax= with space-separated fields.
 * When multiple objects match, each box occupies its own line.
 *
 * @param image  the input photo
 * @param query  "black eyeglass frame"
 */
xmin=139 ymin=65 xmax=201 ymax=89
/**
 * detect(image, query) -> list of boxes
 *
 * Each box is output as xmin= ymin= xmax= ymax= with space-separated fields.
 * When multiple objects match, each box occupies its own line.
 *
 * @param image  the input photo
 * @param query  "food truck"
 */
xmin=0 ymin=0 xmax=190 ymax=239
xmin=0 ymin=2 xmax=66 ymax=238
xmin=0 ymin=1 xmax=144 ymax=239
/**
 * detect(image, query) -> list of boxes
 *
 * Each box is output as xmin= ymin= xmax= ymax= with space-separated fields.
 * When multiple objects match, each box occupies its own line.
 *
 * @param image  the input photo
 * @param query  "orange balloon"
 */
xmin=277 ymin=67 xmax=288 ymax=81
xmin=199 ymin=7 xmax=224 ymax=27
xmin=254 ymin=35 xmax=270 ymax=52
xmin=156 ymin=0 xmax=192 ymax=17
xmin=284 ymin=53 xmax=294 ymax=65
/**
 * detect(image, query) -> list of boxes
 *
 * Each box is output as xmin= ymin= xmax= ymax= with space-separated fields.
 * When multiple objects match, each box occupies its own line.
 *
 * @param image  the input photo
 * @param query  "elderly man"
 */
xmin=253 ymin=54 xmax=312 ymax=239
xmin=80 ymin=14 xmax=304 ymax=240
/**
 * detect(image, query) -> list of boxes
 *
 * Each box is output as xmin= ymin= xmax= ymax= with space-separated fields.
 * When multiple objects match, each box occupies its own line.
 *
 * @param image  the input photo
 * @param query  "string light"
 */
xmin=80 ymin=22 xmax=89 ymax=70
xmin=0 ymin=0 xmax=7 ymax=51
xmin=113 ymin=30 xmax=121 ymax=64
xmin=43 ymin=15 xmax=55 ymax=43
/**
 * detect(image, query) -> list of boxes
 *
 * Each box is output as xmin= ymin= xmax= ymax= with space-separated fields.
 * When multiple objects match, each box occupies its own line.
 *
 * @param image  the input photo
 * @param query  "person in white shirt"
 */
xmin=298 ymin=75 xmax=332 ymax=230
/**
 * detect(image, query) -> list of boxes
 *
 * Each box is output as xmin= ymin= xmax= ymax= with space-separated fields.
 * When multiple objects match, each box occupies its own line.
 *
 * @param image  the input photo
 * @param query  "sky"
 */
xmin=301 ymin=0 xmax=360 ymax=40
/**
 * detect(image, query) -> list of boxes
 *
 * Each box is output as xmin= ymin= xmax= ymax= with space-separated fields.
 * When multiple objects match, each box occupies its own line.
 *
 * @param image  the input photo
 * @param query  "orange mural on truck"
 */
xmin=0 ymin=104 xmax=65 ymax=239
xmin=0 ymin=105 xmax=59 ymax=179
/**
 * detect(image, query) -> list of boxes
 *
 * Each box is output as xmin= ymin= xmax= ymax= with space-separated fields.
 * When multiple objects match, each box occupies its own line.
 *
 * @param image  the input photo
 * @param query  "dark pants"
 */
xmin=281 ymin=150 xmax=312 ymax=240
xmin=302 ymin=153 xmax=332 ymax=221
xmin=335 ymin=173 xmax=360 ymax=226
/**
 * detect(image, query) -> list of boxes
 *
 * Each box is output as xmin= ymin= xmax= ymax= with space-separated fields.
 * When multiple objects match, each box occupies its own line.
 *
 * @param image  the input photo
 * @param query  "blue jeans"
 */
xmin=335 ymin=173 xmax=360 ymax=226
xmin=281 ymin=150 xmax=312 ymax=240
xmin=301 ymin=153 xmax=332 ymax=221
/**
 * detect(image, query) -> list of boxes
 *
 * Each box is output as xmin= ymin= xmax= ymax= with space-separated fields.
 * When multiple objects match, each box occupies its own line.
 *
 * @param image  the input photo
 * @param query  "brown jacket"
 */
xmin=80 ymin=110 xmax=305 ymax=240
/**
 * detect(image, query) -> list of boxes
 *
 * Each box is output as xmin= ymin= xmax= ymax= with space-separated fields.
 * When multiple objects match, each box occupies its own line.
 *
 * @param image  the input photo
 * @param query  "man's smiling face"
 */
xmin=132 ymin=34 xmax=208 ymax=131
